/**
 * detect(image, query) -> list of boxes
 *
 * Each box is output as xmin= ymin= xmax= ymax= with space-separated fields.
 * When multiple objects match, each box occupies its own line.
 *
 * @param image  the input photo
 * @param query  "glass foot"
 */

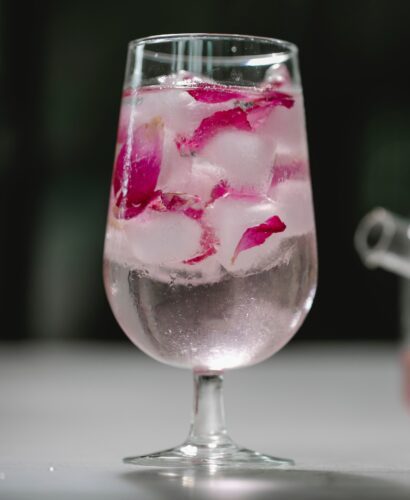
xmin=123 ymin=442 xmax=294 ymax=469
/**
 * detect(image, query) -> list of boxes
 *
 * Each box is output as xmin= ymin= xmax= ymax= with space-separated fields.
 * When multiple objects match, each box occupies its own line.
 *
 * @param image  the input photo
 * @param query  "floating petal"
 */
xmin=232 ymin=215 xmax=286 ymax=263
xmin=176 ymin=108 xmax=251 ymax=155
xmin=188 ymin=84 xmax=246 ymax=103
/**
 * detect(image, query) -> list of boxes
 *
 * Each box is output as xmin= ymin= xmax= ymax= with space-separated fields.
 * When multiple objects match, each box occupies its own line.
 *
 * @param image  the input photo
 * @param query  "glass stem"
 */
xmin=187 ymin=373 xmax=233 ymax=448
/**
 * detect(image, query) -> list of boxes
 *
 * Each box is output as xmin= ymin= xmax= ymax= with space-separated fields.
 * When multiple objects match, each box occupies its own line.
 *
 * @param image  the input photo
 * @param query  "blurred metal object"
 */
xmin=355 ymin=208 xmax=410 ymax=279
xmin=355 ymin=207 xmax=410 ymax=405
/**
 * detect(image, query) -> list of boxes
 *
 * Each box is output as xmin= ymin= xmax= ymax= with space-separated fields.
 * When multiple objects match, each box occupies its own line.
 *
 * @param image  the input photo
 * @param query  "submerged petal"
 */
xmin=114 ymin=117 xmax=164 ymax=218
xmin=209 ymin=180 xmax=230 ymax=204
xmin=270 ymin=161 xmax=304 ymax=187
xmin=150 ymin=192 xmax=204 ymax=217
xmin=184 ymin=222 xmax=219 ymax=265
xmin=232 ymin=215 xmax=286 ymax=263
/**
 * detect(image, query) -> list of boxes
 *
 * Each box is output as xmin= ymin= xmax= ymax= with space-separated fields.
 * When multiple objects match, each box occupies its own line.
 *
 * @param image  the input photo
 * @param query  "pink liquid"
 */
xmin=104 ymin=77 xmax=317 ymax=371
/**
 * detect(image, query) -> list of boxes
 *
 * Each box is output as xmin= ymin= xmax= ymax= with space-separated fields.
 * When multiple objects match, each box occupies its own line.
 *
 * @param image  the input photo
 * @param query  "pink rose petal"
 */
xmin=184 ymin=206 xmax=204 ymax=220
xmin=183 ymin=245 xmax=216 ymax=265
xmin=150 ymin=192 xmax=204 ymax=219
xmin=176 ymin=107 xmax=252 ymax=155
xmin=209 ymin=180 xmax=230 ymax=204
xmin=232 ymin=215 xmax=286 ymax=263
xmin=270 ymin=161 xmax=305 ymax=187
xmin=184 ymin=222 xmax=219 ymax=265
xmin=114 ymin=117 xmax=164 ymax=219
xmin=188 ymin=83 xmax=246 ymax=103
xmin=176 ymin=89 xmax=294 ymax=156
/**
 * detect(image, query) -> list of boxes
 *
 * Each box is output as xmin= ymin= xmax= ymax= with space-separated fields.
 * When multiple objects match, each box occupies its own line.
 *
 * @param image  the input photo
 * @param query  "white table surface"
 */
xmin=1 ymin=342 xmax=410 ymax=499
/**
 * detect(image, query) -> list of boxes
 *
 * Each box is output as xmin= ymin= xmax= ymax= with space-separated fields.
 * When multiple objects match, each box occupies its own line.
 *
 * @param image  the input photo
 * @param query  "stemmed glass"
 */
xmin=103 ymin=33 xmax=317 ymax=468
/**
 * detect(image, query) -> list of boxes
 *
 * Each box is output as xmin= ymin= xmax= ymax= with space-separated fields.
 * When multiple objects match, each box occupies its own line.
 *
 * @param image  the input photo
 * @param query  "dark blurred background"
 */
xmin=1 ymin=0 xmax=409 ymax=342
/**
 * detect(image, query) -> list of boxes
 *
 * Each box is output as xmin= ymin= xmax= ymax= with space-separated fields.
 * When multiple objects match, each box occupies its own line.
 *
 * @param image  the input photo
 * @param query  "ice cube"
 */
xmin=130 ymin=88 xmax=233 ymax=136
xmin=104 ymin=220 xmax=132 ymax=266
xmin=186 ymin=157 xmax=225 ymax=201
xmin=157 ymin=127 xmax=192 ymax=193
xmin=123 ymin=210 xmax=202 ymax=265
xmin=263 ymin=63 xmax=292 ymax=89
xmin=130 ymin=89 xmax=195 ymax=133
xmin=269 ymin=180 xmax=315 ymax=237
xmin=117 ymin=100 xmax=132 ymax=144
xmin=157 ymin=70 xmax=213 ymax=88
xmin=260 ymin=93 xmax=308 ymax=159
xmin=199 ymin=130 xmax=276 ymax=194
xmin=205 ymin=196 xmax=285 ymax=274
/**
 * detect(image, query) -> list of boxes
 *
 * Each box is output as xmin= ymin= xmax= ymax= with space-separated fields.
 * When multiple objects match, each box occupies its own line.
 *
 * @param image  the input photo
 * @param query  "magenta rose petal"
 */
xmin=160 ymin=193 xmax=188 ymax=211
xmin=209 ymin=180 xmax=230 ymax=203
xmin=188 ymin=84 xmax=246 ymax=103
xmin=114 ymin=117 xmax=164 ymax=218
xmin=183 ymin=246 xmax=217 ymax=265
xmin=176 ymin=107 xmax=252 ymax=155
xmin=122 ymin=204 xmax=148 ymax=220
xmin=184 ymin=207 xmax=204 ymax=220
xmin=231 ymin=215 xmax=286 ymax=263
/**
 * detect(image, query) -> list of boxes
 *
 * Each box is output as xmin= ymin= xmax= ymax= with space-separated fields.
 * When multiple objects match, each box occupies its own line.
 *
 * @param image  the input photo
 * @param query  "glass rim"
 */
xmin=128 ymin=33 xmax=298 ymax=66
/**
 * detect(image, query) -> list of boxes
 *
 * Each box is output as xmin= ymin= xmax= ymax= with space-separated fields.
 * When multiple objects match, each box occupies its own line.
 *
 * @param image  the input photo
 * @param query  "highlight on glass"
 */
xmin=103 ymin=33 xmax=317 ymax=468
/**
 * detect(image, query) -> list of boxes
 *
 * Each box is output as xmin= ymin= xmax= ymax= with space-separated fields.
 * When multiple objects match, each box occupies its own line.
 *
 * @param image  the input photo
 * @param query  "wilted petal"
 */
xmin=232 ymin=215 xmax=286 ymax=263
